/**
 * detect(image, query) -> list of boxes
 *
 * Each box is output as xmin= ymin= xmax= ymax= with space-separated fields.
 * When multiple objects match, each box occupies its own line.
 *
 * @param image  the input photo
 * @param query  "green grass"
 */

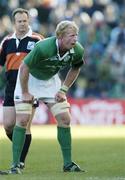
xmin=0 ymin=125 xmax=125 ymax=180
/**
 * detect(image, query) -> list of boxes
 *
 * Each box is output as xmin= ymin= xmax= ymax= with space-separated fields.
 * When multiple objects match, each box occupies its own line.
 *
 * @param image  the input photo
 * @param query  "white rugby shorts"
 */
xmin=14 ymin=69 xmax=61 ymax=103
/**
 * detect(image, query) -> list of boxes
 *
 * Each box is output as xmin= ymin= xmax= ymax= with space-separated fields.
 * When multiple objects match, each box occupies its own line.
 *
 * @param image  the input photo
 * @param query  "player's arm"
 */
xmin=62 ymin=48 xmax=85 ymax=89
xmin=59 ymin=57 xmax=84 ymax=94
xmin=20 ymin=62 xmax=29 ymax=93
xmin=55 ymin=67 xmax=81 ymax=102
xmin=62 ymin=67 xmax=81 ymax=89
xmin=55 ymin=52 xmax=84 ymax=103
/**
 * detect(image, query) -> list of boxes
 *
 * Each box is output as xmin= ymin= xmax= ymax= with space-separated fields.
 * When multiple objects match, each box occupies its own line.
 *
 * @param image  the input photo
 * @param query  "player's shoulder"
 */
xmin=36 ymin=36 xmax=55 ymax=46
xmin=74 ymin=41 xmax=84 ymax=54
xmin=31 ymin=32 xmax=44 ymax=41
xmin=34 ymin=36 xmax=56 ymax=55
xmin=39 ymin=36 xmax=55 ymax=42
xmin=0 ymin=33 xmax=14 ymax=46
xmin=75 ymin=41 xmax=84 ymax=49
xmin=2 ymin=33 xmax=14 ymax=41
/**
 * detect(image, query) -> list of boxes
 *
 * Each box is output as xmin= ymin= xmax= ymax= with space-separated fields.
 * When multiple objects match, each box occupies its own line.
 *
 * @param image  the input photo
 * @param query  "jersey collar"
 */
xmin=56 ymin=39 xmax=75 ymax=61
xmin=11 ymin=26 xmax=32 ymax=48
xmin=11 ymin=26 xmax=32 ymax=40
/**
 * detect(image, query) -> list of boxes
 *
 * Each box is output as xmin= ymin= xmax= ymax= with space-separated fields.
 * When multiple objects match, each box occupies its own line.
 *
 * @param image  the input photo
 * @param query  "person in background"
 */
xmin=0 ymin=8 xmax=44 ymax=170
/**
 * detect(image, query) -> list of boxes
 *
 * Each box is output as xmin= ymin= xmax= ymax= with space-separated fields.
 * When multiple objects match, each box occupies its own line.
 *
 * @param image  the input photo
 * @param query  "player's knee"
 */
xmin=4 ymin=127 xmax=13 ymax=135
xmin=15 ymin=103 xmax=32 ymax=128
xmin=58 ymin=116 xmax=71 ymax=127
xmin=20 ymin=121 xmax=27 ymax=127
xmin=4 ymin=123 xmax=14 ymax=134
xmin=62 ymin=120 xmax=70 ymax=126
xmin=51 ymin=101 xmax=70 ymax=116
xmin=16 ymin=113 xmax=31 ymax=128
xmin=51 ymin=101 xmax=71 ymax=127
xmin=20 ymin=118 xmax=29 ymax=127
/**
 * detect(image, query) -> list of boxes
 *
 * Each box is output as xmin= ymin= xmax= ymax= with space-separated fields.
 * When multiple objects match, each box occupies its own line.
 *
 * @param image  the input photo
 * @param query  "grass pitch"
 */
xmin=0 ymin=125 xmax=125 ymax=180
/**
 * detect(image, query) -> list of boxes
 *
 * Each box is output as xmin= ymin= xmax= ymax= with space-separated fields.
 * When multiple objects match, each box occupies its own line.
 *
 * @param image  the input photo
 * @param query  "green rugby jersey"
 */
xmin=24 ymin=36 xmax=84 ymax=80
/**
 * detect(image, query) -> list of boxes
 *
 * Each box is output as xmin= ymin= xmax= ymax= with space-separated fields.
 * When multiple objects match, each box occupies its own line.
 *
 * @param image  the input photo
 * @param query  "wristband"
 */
xmin=60 ymin=85 xmax=69 ymax=93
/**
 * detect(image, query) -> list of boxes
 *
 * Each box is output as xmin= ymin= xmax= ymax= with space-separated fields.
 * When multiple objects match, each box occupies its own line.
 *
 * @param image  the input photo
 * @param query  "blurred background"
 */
xmin=0 ymin=0 xmax=125 ymax=125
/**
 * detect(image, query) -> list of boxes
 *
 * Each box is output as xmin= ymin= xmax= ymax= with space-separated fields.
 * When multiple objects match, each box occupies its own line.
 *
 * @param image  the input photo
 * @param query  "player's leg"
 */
xmin=3 ymin=105 xmax=34 ymax=170
xmin=57 ymin=113 xmax=73 ymax=170
xmin=12 ymin=70 xmax=36 ymax=171
xmin=9 ymin=102 xmax=33 ymax=174
xmin=3 ymin=85 xmax=33 ymax=170
xmin=3 ymin=106 xmax=16 ymax=140
xmin=40 ymin=74 xmax=81 ymax=172
xmin=50 ymin=102 xmax=84 ymax=172
xmin=50 ymin=102 xmax=72 ymax=167
xmin=19 ymin=108 xmax=35 ymax=169
xmin=3 ymin=83 xmax=16 ymax=141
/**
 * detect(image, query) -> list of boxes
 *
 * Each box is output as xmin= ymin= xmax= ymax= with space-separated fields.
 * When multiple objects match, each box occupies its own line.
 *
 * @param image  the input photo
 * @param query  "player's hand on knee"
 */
xmin=22 ymin=92 xmax=34 ymax=104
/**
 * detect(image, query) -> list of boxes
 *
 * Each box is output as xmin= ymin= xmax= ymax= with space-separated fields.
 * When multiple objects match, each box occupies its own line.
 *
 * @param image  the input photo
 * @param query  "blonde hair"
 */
xmin=55 ymin=20 xmax=79 ymax=38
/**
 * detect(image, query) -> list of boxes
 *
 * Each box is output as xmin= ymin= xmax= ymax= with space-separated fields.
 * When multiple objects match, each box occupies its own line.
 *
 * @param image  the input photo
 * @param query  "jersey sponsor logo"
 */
xmin=27 ymin=41 xmax=36 ymax=50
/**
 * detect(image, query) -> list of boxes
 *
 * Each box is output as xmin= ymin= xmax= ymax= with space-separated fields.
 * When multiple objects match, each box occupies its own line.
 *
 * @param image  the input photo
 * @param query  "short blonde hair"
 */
xmin=55 ymin=20 xmax=79 ymax=38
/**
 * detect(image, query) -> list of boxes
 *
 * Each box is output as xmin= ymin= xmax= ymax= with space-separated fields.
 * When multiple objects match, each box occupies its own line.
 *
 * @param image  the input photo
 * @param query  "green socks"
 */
xmin=12 ymin=126 xmax=26 ymax=166
xmin=57 ymin=127 xmax=72 ymax=166
xmin=12 ymin=126 xmax=72 ymax=167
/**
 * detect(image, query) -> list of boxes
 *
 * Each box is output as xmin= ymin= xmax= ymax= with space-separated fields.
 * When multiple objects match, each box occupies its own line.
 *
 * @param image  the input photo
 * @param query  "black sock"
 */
xmin=6 ymin=132 xmax=13 ymax=141
xmin=20 ymin=134 xmax=32 ymax=163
